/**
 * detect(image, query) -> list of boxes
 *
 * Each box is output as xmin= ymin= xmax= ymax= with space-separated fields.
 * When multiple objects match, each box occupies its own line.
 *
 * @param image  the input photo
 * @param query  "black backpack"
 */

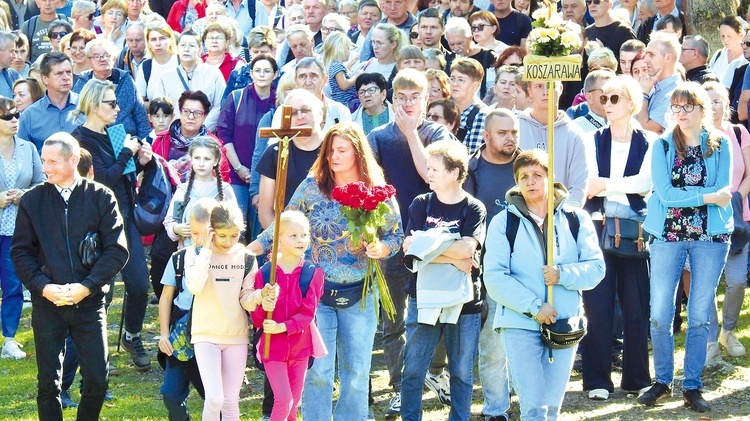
xmin=134 ymin=157 xmax=174 ymax=236
xmin=252 ymin=260 xmax=318 ymax=372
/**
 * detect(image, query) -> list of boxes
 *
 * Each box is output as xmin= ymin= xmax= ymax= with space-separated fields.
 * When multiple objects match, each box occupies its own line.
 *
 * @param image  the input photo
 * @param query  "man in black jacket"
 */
xmin=11 ymin=132 xmax=129 ymax=421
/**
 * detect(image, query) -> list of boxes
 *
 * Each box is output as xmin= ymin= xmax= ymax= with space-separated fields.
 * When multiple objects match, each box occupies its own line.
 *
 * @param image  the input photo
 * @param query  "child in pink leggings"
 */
xmin=252 ymin=211 xmax=326 ymax=421
xmin=186 ymin=202 xmax=277 ymax=421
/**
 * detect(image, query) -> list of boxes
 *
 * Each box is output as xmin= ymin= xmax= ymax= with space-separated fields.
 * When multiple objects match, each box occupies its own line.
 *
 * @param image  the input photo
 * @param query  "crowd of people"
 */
xmin=0 ymin=0 xmax=748 ymax=420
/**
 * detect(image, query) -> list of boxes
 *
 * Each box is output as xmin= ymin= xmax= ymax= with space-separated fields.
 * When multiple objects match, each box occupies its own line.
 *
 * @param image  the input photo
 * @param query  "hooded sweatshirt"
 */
xmin=517 ymin=110 xmax=593 ymax=208
xmin=483 ymin=183 xmax=605 ymax=332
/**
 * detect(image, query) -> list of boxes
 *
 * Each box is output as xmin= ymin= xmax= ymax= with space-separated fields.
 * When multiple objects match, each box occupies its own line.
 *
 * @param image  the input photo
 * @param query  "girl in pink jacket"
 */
xmin=252 ymin=210 xmax=326 ymax=421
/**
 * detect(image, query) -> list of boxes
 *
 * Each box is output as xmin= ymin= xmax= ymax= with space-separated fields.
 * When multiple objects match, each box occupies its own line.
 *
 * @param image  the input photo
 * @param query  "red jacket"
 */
xmin=251 ymin=263 xmax=324 ymax=362
xmin=166 ymin=0 xmax=207 ymax=33
xmin=202 ymin=52 xmax=245 ymax=82
xmin=152 ymin=129 xmax=231 ymax=183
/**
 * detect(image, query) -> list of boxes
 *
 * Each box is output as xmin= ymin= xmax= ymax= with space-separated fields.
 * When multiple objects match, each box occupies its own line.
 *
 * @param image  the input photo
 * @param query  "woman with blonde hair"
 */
xmin=637 ymin=82 xmax=732 ymax=413
xmin=135 ymin=21 xmax=178 ymax=103
xmin=425 ymin=68 xmax=450 ymax=103
xmin=354 ymin=23 xmax=406 ymax=87
xmin=582 ymin=75 xmax=654 ymax=401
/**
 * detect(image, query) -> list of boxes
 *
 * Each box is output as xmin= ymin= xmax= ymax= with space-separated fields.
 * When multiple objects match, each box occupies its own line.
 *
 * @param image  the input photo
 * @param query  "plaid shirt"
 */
xmin=459 ymin=102 xmax=488 ymax=154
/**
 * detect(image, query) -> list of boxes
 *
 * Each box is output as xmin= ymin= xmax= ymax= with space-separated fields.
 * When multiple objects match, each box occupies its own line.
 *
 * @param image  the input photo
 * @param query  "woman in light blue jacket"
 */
xmin=484 ymin=149 xmax=605 ymax=421
xmin=637 ymin=82 xmax=733 ymax=413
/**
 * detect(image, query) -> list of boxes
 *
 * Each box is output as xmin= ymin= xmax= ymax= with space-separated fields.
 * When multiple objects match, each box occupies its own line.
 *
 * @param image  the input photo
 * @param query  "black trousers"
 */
xmin=33 ymin=302 xmax=108 ymax=421
xmin=581 ymin=254 xmax=652 ymax=392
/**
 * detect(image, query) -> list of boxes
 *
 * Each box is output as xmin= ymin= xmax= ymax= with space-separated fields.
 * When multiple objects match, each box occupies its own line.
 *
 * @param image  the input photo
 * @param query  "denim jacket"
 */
xmin=643 ymin=129 xmax=734 ymax=237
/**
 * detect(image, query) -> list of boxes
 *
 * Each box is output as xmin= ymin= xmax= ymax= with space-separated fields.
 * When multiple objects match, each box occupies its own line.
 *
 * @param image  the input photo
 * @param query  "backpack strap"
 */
xmin=456 ymin=105 xmax=481 ymax=142
xmin=232 ymin=88 xmax=244 ymax=116
xmin=563 ymin=209 xmax=580 ymax=243
xmin=172 ymin=248 xmax=188 ymax=294
xmin=260 ymin=259 xmax=317 ymax=297
xmin=25 ymin=16 xmax=37 ymax=46
xmin=733 ymin=124 xmax=742 ymax=145
xmin=506 ymin=211 xmax=520 ymax=254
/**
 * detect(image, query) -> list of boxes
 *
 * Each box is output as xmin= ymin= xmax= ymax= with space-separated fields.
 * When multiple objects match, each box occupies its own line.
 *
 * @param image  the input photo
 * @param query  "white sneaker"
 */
xmin=719 ymin=329 xmax=747 ymax=357
xmin=705 ymin=342 xmax=723 ymax=366
xmin=424 ymin=370 xmax=451 ymax=406
xmin=1 ymin=340 xmax=27 ymax=359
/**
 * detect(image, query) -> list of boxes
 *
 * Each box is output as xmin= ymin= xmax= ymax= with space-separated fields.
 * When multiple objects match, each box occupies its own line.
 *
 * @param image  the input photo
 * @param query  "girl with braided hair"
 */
xmin=164 ymin=136 xmax=237 ymax=248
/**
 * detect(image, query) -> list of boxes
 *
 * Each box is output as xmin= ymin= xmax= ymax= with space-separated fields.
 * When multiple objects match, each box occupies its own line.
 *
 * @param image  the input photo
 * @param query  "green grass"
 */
xmin=1 ymin=280 xmax=749 ymax=420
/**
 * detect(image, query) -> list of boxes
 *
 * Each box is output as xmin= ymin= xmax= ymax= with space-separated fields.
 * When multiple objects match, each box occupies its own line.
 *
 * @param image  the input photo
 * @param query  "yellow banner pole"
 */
xmin=546 ymin=82 xmax=555 ymax=307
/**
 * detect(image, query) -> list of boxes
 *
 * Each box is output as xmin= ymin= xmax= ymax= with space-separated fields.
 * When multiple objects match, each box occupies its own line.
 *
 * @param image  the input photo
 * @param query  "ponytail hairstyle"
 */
xmin=669 ymin=82 xmax=722 ymax=159
xmin=184 ymin=136 xmax=225 ymax=205
xmin=210 ymin=201 xmax=246 ymax=232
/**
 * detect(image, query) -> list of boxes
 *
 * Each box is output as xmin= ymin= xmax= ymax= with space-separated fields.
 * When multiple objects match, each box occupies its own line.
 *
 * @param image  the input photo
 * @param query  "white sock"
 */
xmin=125 ymin=331 xmax=139 ymax=341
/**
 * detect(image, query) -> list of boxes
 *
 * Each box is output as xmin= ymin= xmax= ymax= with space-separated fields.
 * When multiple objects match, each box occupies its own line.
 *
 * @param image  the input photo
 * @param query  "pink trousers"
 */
xmin=265 ymin=358 xmax=309 ymax=421
xmin=193 ymin=342 xmax=247 ymax=421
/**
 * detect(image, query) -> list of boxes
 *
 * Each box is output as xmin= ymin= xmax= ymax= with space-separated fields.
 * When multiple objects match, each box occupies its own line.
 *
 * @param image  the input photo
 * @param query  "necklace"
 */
xmin=182 ymin=66 xmax=195 ymax=81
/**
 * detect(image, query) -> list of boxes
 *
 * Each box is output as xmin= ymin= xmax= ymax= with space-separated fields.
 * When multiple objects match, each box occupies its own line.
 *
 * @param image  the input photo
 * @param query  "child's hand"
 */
xmin=261 ymin=283 xmax=279 ymax=300
xmin=174 ymin=223 xmax=191 ymax=238
xmin=263 ymin=319 xmax=287 ymax=334
xmin=261 ymin=295 xmax=277 ymax=312
xmin=158 ymin=335 xmax=173 ymax=356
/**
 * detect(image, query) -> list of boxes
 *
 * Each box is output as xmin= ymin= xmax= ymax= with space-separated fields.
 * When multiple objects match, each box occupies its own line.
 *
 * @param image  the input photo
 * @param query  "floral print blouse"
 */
xmin=257 ymin=176 xmax=405 ymax=285
xmin=662 ymin=145 xmax=730 ymax=243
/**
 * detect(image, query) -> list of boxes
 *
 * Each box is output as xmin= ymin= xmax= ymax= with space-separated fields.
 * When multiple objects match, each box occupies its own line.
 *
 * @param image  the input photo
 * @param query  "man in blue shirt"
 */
xmin=225 ymin=0 xmax=253 ymax=36
xmin=0 ymin=32 xmax=21 ymax=98
xmin=18 ymin=52 xmax=81 ymax=151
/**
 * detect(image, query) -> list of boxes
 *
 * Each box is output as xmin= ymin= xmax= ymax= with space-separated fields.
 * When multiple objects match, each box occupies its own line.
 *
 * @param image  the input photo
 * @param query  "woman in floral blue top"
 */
xmin=252 ymin=122 xmax=403 ymax=421
xmin=638 ymin=82 xmax=733 ymax=413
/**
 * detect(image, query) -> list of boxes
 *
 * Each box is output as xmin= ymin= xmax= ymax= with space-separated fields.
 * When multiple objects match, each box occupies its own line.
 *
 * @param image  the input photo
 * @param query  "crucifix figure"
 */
xmin=257 ymin=105 xmax=313 ymax=358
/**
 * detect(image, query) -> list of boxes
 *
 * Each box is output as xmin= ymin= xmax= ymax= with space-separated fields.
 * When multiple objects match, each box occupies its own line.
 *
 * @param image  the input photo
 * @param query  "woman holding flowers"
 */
xmin=249 ymin=122 xmax=403 ymax=421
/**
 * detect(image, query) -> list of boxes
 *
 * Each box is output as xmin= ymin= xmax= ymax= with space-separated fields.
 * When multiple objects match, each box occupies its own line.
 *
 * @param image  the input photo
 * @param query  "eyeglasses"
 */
xmin=372 ymin=40 xmax=389 ymax=48
xmin=586 ymin=0 xmax=607 ymax=4
xmin=450 ymin=76 xmax=470 ymax=86
xmin=599 ymin=94 xmax=620 ymax=105
xmin=105 ymin=10 xmax=125 ymax=17
xmin=102 ymin=99 xmax=118 ymax=109
xmin=49 ymin=31 xmax=68 ymax=39
xmin=670 ymin=103 xmax=696 ymax=114
xmin=321 ymin=26 xmax=343 ymax=33
xmin=681 ymin=48 xmax=696 ymax=52
xmin=90 ymin=53 xmax=112 ymax=61
xmin=410 ymin=32 xmax=419 ymax=39
xmin=425 ymin=113 xmax=442 ymax=121
xmin=205 ymin=35 xmax=226 ymax=42
xmin=252 ymin=68 xmax=275 ymax=75
xmin=69 ymin=46 xmax=85 ymax=53
xmin=0 ymin=111 xmax=19 ymax=121
xmin=291 ymin=106 xmax=312 ymax=117
xmin=471 ymin=23 xmax=492 ymax=32
xmin=394 ymin=94 xmax=421 ymax=104
xmin=180 ymin=108 xmax=205 ymax=118
xmin=358 ymin=86 xmax=380 ymax=97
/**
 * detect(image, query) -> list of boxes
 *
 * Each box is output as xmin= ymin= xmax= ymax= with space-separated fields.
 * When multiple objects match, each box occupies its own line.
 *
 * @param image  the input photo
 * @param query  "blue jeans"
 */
xmin=709 ymin=243 xmax=748 ymax=340
xmin=381 ymin=253 xmax=411 ymax=389
xmin=0 ymin=235 xmax=23 ymax=338
xmin=231 ymin=183 xmax=261 ymax=242
xmin=478 ymin=297 xmax=510 ymax=417
xmin=301 ymin=294 xmax=377 ymax=421
xmin=501 ymin=328 xmax=576 ymax=421
xmin=649 ymin=241 xmax=728 ymax=390
xmin=161 ymin=356 xmax=205 ymax=421
xmin=401 ymin=297 xmax=481 ymax=421
xmin=120 ymin=211 xmax=150 ymax=333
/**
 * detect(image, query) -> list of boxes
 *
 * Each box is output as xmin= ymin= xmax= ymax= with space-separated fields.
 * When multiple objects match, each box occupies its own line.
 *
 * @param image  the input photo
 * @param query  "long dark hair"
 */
xmin=311 ymin=122 xmax=384 ymax=198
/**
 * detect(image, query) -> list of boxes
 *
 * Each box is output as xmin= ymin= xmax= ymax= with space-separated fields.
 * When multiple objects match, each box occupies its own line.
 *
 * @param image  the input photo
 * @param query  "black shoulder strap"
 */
xmin=456 ymin=105 xmax=481 ymax=142
xmin=172 ymin=248 xmax=188 ymax=294
xmin=248 ymin=0 xmax=256 ymax=22
xmin=583 ymin=113 xmax=603 ymax=129
xmin=143 ymin=59 xmax=152 ymax=84
xmin=244 ymin=251 xmax=254 ymax=279
xmin=506 ymin=211 xmax=520 ymax=253
xmin=563 ymin=210 xmax=580 ymax=243
xmin=25 ymin=16 xmax=37 ymax=43
xmin=733 ymin=125 xmax=742 ymax=145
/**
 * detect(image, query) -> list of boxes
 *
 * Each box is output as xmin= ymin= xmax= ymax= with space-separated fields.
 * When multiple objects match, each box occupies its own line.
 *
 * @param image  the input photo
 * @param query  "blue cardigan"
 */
xmin=72 ymin=69 xmax=151 ymax=139
xmin=643 ymin=129 xmax=734 ymax=238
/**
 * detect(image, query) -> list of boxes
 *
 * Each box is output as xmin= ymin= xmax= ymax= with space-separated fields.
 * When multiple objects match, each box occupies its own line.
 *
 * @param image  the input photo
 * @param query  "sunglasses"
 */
xmin=599 ymin=94 xmax=620 ymax=105
xmin=49 ymin=31 xmax=69 ymax=40
xmin=0 ymin=111 xmax=19 ymax=121
xmin=471 ymin=24 xmax=492 ymax=32
xmin=586 ymin=0 xmax=607 ymax=4
xmin=410 ymin=32 xmax=419 ymax=39
xmin=102 ymin=99 xmax=118 ymax=109
xmin=744 ymin=41 xmax=750 ymax=48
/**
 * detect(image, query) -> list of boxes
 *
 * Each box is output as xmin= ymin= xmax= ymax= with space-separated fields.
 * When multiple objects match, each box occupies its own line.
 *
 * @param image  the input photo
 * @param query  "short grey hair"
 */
xmin=444 ymin=16 xmax=472 ymax=38
xmin=684 ymin=35 xmax=710 ymax=59
xmin=583 ymin=69 xmax=615 ymax=92
xmin=72 ymin=0 xmax=97 ymax=16
xmin=286 ymin=24 xmax=314 ymax=41
xmin=0 ymin=31 xmax=18 ymax=50
xmin=638 ymin=0 xmax=657 ymax=15
xmin=84 ymin=38 xmax=118 ymax=58
xmin=296 ymin=56 xmax=326 ymax=76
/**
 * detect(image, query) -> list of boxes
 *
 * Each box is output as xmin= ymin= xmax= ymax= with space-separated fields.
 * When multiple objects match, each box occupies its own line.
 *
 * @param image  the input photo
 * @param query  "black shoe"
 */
xmin=637 ymin=382 xmax=672 ymax=406
xmin=487 ymin=416 xmax=509 ymax=421
xmin=121 ymin=335 xmax=151 ymax=371
xmin=60 ymin=390 xmax=78 ymax=409
xmin=149 ymin=295 xmax=159 ymax=305
xmin=683 ymin=389 xmax=710 ymax=412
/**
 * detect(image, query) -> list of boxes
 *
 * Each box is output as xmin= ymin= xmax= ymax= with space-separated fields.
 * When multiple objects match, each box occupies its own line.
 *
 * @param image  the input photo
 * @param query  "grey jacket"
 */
xmin=0 ymin=137 xmax=44 ymax=226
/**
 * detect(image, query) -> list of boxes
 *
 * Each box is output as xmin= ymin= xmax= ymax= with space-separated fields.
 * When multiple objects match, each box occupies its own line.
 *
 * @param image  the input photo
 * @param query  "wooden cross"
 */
xmin=258 ymin=106 xmax=312 ymax=359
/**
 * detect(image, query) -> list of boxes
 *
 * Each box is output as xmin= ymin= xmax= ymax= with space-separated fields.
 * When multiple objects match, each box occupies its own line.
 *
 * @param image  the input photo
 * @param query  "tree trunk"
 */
xmin=684 ymin=0 xmax=737 ymax=54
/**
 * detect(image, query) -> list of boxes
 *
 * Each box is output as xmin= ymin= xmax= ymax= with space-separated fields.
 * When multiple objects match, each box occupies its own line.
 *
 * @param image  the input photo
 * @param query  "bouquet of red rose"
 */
xmin=332 ymin=181 xmax=397 ymax=321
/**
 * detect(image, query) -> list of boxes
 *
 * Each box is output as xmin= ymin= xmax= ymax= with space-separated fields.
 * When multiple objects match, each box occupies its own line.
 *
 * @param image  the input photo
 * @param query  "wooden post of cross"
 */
xmin=258 ymin=105 xmax=313 ymax=359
